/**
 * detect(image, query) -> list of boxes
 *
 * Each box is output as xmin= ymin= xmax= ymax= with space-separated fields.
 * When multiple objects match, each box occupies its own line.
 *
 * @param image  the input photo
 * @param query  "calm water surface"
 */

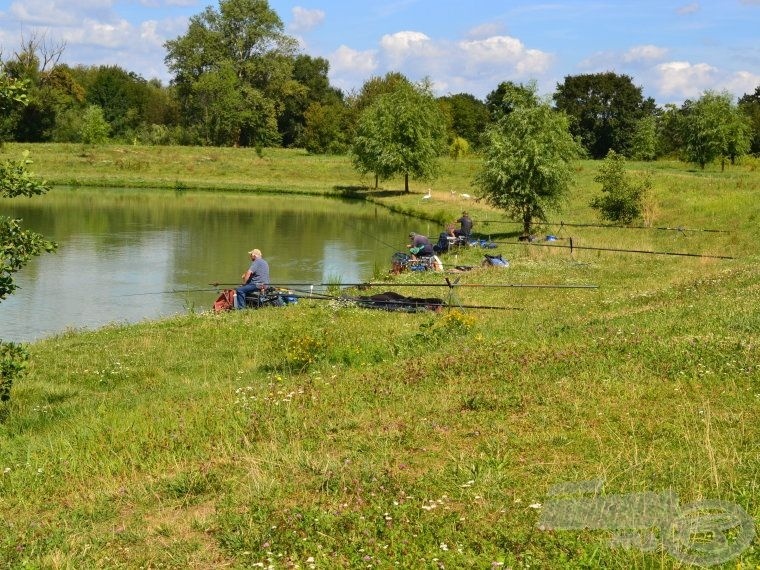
xmin=1 ymin=187 xmax=431 ymax=342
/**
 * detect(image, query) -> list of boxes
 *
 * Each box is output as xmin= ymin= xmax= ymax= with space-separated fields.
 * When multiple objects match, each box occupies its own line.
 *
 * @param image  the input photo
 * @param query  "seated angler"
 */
xmin=408 ymin=232 xmax=434 ymax=258
xmin=235 ymin=248 xmax=270 ymax=309
xmin=454 ymin=211 xmax=473 ymax=239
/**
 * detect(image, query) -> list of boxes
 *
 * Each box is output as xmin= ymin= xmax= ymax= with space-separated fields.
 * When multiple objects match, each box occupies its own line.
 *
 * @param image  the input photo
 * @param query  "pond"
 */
xmin=1 ymin=187 xmax=431 ymax=342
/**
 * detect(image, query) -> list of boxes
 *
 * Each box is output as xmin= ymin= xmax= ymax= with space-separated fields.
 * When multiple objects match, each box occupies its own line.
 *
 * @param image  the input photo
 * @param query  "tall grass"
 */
xmin=0 ymin=145 xmax=758 ymax=568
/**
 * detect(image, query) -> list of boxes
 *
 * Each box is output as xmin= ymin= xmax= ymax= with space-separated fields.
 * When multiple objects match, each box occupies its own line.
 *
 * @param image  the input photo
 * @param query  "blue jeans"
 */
xmin=235 ymin=282 xmax=265 ymax=309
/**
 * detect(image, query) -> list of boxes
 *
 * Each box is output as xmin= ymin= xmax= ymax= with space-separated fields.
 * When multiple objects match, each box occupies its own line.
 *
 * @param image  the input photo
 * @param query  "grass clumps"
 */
xmin=0 ymin=149 xmax=759 ymax=567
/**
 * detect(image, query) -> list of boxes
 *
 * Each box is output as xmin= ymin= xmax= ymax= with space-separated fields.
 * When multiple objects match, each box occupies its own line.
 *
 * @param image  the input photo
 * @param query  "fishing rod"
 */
xmin=121 ymin=287 xmax=219 ymax=297
xmin=210 ymin=281 xmax=598 ymax=290
xmin=341 ymin=217 xmax=402 ymax=252
xmin=477 ymin=219 xmax=728 ymax=233
xmin=500 ymin=240 xmax=735 ymax=260
xmin=556 ymin=221 xmax=728 ymax=233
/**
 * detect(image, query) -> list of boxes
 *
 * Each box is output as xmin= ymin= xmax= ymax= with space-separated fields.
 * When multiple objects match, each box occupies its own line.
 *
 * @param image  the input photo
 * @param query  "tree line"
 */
xmin=0 ymin=0 xmax=758 ymax=165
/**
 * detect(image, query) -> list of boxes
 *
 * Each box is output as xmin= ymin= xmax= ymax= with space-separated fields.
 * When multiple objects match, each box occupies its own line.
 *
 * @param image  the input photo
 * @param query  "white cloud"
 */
xmin=379 ymin=31 xmax=436 ymax=66
xmin=63 ymin=18 xmax=134 ymax=49
xmin=328 ymin=45 xmax=380 ymax=94
xmin=329 ymin=44 xmax=378 ymax=76
xmin=676 ymin=2 xmax=700 ymax=15
xmin=324 ymin=31 xmax=554 ymax=99
xmin=466 ymin=22 xmax=505 ymax=40
xmin=290 ymin=7 xmax=325 ymax=33
xmin=723 ymin=70 xmax=760 ymax=97
xmin=623 ymin=45 xmax=668 ymax=63
xmin=7 ymin=0 xmax=78 ymax=26
xmin=141 ymin=0 xmax=195 ymax=6
xmin=458 ymin=35 xmax=552 ymax=76
xmin=138 ymin=20 xmax=164 ymax=48
xmin=655 ymin=61 xmax=717 ymax=98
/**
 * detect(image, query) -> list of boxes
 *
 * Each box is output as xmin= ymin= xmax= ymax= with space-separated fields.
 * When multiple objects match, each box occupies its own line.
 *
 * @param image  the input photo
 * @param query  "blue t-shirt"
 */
xmin=247 ymin=258 xmax=270 ymax=285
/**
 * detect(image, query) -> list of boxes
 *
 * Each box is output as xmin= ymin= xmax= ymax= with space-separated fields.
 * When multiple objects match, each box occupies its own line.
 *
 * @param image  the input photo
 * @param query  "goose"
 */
xmin=460 ymin=193 xmax=471 ymax=200
xmin=422 ymin=189 xmax=432 ymax=200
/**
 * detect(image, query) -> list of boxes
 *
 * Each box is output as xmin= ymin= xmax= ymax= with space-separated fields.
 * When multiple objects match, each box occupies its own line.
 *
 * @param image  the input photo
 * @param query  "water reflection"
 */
xmin=1 ymin=188 xmax=422 ymax=342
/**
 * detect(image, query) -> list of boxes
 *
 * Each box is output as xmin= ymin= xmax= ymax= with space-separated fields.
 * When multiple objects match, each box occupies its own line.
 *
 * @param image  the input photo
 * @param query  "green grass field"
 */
xmin=1 ymin=143 xmax=758 ymax=568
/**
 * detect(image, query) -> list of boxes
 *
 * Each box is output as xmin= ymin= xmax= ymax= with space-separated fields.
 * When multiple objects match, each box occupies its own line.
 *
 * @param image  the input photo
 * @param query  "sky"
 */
xmin=0 ymin=0 xmax=758 ymax=105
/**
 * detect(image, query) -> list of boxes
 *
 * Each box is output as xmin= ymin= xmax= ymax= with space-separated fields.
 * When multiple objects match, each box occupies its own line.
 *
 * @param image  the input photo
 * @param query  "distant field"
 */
xmin=1 ymin=144 xmax=758 ymax=568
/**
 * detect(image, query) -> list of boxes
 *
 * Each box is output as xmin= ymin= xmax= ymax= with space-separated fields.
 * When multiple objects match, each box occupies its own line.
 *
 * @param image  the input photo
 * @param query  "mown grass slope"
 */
xmin=1 ymin=144 xmax=758 ymax=568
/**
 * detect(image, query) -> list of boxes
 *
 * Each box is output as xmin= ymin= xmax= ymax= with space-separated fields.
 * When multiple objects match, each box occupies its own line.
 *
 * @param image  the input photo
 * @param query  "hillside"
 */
xmin=1 ymin=145 xmax=758 ymax=568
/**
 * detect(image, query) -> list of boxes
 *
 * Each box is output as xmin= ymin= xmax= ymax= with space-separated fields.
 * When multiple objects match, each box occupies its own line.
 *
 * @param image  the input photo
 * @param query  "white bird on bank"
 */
xmin=460 ymin=193 xmax=471 ymax=200
xmin=422 ymin=189 xmax=432 ymax=200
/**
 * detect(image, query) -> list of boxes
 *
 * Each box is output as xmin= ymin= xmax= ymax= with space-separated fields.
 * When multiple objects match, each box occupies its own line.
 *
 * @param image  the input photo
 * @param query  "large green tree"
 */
xmin=476 ymin=101 xmax=581 ymax=235
xmin=629 ymin=115 xmax=658 ymax=161
xmin=680 ymin=91 xmax=750 ymax=169
xmin=302 ymin=100 xmax=351 ymax=154
xmin=278 ymin=55 xmax=343 ymax=148
xmin=79 ymin=65 xmax=175 ymax=140
xmin=553 ymin=72 xmax=655 ymax=159
xmin=485 ymin=80 xmax=540 ymax=120
xmin=344 ymin=72 xmax=410 ymax=146
xmin=0 ymin=73 xmax=57 ymax=404
xmin=656 ymin=103 xmax=683 ymax=158
xmin=164 ymin=0 xmax=297 ymax=146
xmin=351 ymin=80 xmax=446 ymax=192
xmin=1 ymin=35 xmax=83 ymax=143
xmin=349 ymin=72 xmax=410 ymax=113
xmin=437 ymin=92 xmax=489 ymax=149
xmin=738 ymin=85 xmax=760 ymax=154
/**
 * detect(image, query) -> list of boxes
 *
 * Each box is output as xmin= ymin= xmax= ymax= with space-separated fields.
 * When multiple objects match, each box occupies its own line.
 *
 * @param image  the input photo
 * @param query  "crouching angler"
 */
xmin=235 ymin=248 xmax=270 ymax=309
xmin=407 ymin=232 xmax=434 ymax=257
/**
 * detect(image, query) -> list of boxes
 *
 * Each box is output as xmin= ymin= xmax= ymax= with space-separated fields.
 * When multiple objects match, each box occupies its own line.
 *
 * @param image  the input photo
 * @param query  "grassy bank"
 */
xmin=1 ymin=144 xmax=758 ymax=568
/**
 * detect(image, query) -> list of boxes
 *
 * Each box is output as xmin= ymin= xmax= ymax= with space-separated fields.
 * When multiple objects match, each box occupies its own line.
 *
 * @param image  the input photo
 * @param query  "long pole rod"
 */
xmin=498 ymin=241 xmax=735 ymax=260
xmin=209 ymin=281 xmax=598 ymax=290
xmin=477 ymin=219 xmax=728 ymax=233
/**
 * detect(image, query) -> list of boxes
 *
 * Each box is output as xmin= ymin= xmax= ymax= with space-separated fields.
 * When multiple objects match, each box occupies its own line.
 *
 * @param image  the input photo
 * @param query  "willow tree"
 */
xmin=1 ymin=72 xmax=57 ymax=404
xmin=680 ymin=90 xmax=750 ymax=169
xmin=475 ymin=101 xmax=581 ymax=235
xmin=351 ymin=80 xmax=446 ymax=192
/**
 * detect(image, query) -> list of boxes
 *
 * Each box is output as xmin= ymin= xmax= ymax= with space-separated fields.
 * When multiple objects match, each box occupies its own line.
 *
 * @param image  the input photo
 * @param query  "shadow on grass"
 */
xmin=334 ymin=185 xmax=408 ymax=198
xmin=473 ymin=230 xmax=523 ymax=240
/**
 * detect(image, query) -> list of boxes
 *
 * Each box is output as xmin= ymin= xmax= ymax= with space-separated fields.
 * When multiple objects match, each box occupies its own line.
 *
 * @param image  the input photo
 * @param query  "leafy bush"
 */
xmin=590 ymin=150 xmax=652 ymax=224
xmin=449 ymin=137 xmax=470 ymax=159
xmin=0 ymin=148 xmax=56 ymax=408
xmin=80 ymin=105 xmax=111 ymax=145
xmin=0 ymin=342 xmax=27 ymax=402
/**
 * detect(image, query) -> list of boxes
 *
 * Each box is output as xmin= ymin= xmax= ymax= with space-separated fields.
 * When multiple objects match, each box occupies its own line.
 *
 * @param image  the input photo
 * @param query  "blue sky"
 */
xmin=1 ymin=0 xmax=758 ymax=104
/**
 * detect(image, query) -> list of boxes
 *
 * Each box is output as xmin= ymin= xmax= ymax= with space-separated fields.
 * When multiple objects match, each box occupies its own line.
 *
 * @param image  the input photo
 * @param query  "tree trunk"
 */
xmin=522 ymin=208 xmax=532 ymax=237
xmin=374 ymin=173 xmax=378 ymax=189
xmin=404 ymin=173 xmax=409 ymax=193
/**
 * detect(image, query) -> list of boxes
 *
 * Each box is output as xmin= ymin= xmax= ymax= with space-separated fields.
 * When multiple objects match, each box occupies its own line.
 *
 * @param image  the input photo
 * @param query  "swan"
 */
xmin=422 ymin=189 xmax=432 ymax=200
xmin=460 ymin=193 xmax=471 ymax=200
